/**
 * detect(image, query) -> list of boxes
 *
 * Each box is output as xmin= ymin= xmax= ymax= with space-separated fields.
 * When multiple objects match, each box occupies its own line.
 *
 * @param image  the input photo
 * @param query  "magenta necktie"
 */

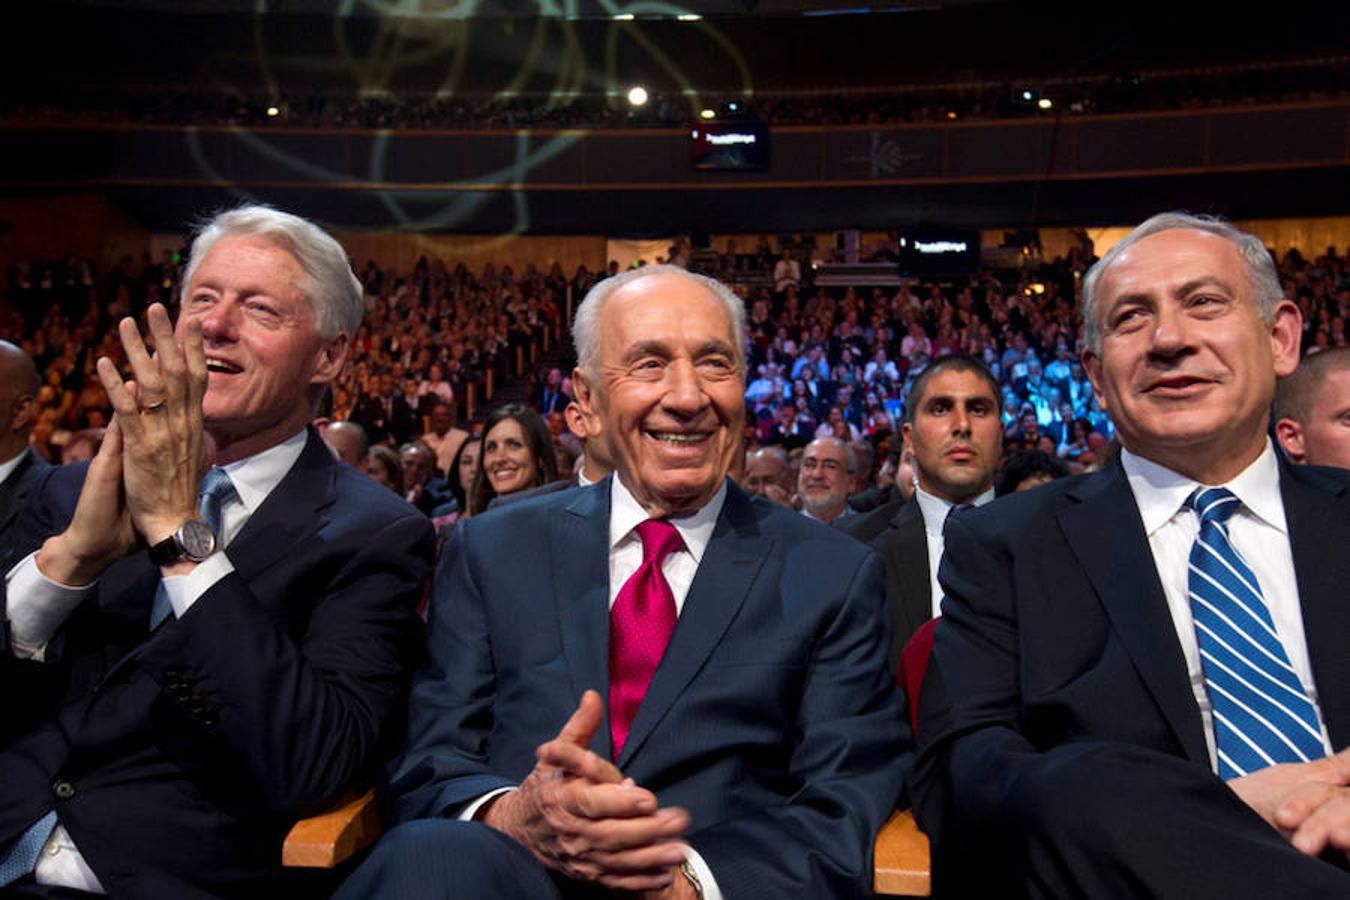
xmin=609 ymin=519 xmax=682 ymax=758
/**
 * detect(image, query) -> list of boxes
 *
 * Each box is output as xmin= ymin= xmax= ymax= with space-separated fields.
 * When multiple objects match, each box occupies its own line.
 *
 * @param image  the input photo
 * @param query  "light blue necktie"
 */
xmin=1186 ymin=487 xmax=1325 ymax=778
xmin=149 ymin=468 xmax=236 ymax=629
xmin=0 ymin=811 xmax=58 ymax=887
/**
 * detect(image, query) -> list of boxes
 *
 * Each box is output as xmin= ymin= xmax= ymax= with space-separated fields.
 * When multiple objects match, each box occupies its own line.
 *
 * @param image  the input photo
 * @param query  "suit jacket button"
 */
xmin=52 ymin=780 xmax=75 ymax=799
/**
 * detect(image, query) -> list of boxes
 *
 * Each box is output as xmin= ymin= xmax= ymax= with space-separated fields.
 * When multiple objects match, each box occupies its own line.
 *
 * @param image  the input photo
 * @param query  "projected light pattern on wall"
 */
xmin=215 ymin=1 xmax=755 ymax=235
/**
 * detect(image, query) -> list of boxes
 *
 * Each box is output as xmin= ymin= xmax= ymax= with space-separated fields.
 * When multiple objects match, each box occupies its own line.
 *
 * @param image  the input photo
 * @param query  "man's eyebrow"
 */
xmin=694 ymin=339 xmax=738 ymax=358
xmin=1108 ymin=277 xmax=1238 ymax=309
xmin=621 ymin=340 xmax=672 ymax=363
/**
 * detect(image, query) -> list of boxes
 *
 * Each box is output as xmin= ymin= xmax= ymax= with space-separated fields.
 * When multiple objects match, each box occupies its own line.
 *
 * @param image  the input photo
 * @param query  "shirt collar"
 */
xmin=1121 ymin=440 xmax=1286 ymax=536
xmin=914 ymin=484 xmax=993 ymax=536
xmin=217 ymin=429 xmax=309 ymax=515
xmin=609 ymin=475 xmax=728 ymax=567
xmin=0 ymin=448 xmax=28 ymax=485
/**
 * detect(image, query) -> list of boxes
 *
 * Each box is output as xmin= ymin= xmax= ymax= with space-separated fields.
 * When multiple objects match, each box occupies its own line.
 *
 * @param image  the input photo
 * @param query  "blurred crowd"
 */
xmin=5 ymin=232 xmax=1346 ymax=532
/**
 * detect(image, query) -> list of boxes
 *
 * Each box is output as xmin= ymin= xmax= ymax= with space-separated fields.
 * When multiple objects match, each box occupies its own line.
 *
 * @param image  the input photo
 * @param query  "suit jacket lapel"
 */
xmin=553 ymin=480 xmax=614 ymax=759
xmin=1281 ymin=463 xmax=1350 ymax=749
xmin=1059 ymin=464 xmax=1209 ymax=765
xmin=223 ymin=429 xmax=334 ymax=584
xmin=0 ymin=449 xmax=38 ymax=540
xmin=885 ymin=500 xmax=932 ymax=642
xmin=617 ymin=484 xmax=771 ymax=769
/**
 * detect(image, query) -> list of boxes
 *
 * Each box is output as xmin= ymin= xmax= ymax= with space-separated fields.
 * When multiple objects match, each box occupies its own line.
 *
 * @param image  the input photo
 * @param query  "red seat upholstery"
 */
xmin=897 ymin=617 xmax=940 ymax=736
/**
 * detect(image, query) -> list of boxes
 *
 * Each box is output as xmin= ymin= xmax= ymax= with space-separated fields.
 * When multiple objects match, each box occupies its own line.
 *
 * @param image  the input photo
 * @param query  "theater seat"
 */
xmin=284 ymin=796 xmax=933 ymax=896
xmin=282 ymin=789 xmax=380 ymax=868
xmin=870 ymin=617 xmax=942 ymax=896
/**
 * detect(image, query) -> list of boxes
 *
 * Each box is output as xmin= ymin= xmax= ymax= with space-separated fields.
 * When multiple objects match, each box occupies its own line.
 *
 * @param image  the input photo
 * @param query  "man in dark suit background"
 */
xmin=837 ymin=355 xmax=1002 ymax=666
xmin=912 ymin=213 xmax=1350 ymax=896
xmin=0 ymin=206 xmax=433 ymax=896
xmin=339 ymin=265 xmax=908 ymax=899
xmin=0 ymin=342 xmax=52 ymax=561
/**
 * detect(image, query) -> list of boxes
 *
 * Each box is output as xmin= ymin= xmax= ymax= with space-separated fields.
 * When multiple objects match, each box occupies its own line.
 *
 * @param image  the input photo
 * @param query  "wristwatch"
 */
xmin=147 ymin=519 xmax=217 ymax=566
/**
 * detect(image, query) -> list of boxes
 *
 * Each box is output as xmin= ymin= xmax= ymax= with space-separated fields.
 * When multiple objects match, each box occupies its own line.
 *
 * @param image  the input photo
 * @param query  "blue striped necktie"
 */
xmin=149 ymin=467 xmax=236 ymax=629
xmin=1185 ymin=487 xmax=1325 ymax=778
xmin=0 ymin=811 xmax=57 ymax=887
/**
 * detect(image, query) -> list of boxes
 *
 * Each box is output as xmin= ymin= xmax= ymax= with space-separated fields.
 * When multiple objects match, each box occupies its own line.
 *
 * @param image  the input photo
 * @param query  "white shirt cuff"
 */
xmin=5 ymin=552 xmax=90 ymax=660
xmin=160 ymin=552 xmax=235 ymax=620
xmin=458 ymin=786 xmax=516 ymax=822
xmin=683 ymin=845 xmax=723 ymax=900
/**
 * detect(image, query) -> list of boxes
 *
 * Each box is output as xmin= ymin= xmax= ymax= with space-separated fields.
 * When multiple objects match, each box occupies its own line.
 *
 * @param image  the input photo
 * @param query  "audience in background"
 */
xmin=465 ymin=403 xmax=557 ymax=517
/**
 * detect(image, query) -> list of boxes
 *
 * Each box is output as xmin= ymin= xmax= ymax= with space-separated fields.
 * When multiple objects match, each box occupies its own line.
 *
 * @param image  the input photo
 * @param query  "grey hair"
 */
xmin=571 ymin=265 xmax=747 ymax=374
xmin=806 ymin=435 xmax=857 ymax=474
xmin=181 ymin=205 xmax=363 ymax=340
xmin=1080 ymin=212 xmax=1283 ymax=353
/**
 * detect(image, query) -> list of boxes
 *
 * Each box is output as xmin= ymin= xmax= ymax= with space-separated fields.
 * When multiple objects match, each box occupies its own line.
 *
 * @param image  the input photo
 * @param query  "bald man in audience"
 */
xmin=1274 ymin=347 xmax=1350 ymax=469
xmin=322 ymin=419 xmax=370 ymax=466
xmin=741 ymin=446 xmax=794 ymax=508
xmin=0 ymin=342 xmax=52 ymax=561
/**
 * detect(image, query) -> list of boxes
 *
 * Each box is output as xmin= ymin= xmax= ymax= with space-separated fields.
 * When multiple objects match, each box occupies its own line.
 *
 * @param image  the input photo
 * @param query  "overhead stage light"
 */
xmin=627 ymin=86 xmax=649 ymax=107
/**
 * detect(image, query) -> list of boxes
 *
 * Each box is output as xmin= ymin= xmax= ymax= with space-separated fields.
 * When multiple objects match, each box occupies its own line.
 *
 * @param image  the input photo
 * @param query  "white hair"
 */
xmin=1080 ymin=211 xmax=1283 ymax=353
xmin=571 ymin=265 xmax=747 ymax=374
xmin=181 ymin=205 xmax=363 ymax=340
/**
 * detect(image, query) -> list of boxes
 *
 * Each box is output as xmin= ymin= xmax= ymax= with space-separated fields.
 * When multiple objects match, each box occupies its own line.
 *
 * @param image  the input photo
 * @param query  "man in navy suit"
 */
xmin=912 ymin=213 xmax=1350 ymax=896
xmin=340 ymin=266 xmax=908 ymax=899
xmin=0 ymin=206 xmax=432 ymax=896
xmin=0 ymin=342 xmax=51 ymax=562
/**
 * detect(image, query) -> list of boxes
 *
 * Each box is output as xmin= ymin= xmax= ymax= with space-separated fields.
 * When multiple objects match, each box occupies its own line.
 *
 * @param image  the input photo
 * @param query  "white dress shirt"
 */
xmin=463 ymin=475 xmax=729 ymax=900
xmin=1121 ymin=442 xmax=1333 ymax=772
xmin=915 ymin=485 xmax=994 ymax=618
xmin=3 ymin=429 xmax=308 ymax=892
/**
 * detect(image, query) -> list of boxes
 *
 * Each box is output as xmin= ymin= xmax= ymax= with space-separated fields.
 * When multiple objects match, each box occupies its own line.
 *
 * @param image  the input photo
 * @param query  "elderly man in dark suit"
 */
xmin=912 ymin=213 xmax=1350 ymax=897
xmin=837 ymin=355 xmax=1002 ymax=666
xmin=0 ymin=342 xmax=52 ymax=561
xmin=0 ymin=207 xmax=433 ymax=896
xmin=339 ymin=265 xmax=908 ymax=899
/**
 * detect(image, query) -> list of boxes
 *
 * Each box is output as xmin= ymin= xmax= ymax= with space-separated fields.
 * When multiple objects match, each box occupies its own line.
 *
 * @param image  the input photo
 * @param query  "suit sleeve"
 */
xmin=382 ymin=520 xmax=518 ymax=823
xmin=686 ymin=551 xmax=911 ymax=899
xmin=134 ymin=505 xmax=433 ymax=817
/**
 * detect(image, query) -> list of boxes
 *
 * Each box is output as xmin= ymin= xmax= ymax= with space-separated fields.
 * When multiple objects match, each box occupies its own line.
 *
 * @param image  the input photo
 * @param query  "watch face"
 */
xmin=179 ymin=520 xmax=216 ymax=561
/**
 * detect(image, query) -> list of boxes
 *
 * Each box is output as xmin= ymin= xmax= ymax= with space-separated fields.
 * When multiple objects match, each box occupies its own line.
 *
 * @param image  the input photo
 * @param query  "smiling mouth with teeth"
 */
xmin=206 ymin=360 xmax=242 ymax=374
xmin=653 ymin=432 xmax=707 ymax=444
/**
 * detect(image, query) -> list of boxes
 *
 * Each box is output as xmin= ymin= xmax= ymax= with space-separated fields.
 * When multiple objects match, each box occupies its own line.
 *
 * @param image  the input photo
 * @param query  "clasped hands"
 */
xmin=481 ymin=690 xmax=698 ymax=898
xmin=1229 ymin=747 xmax=1350 ymax=861
xmin=38 ymin=303 xmax=209 ymax=585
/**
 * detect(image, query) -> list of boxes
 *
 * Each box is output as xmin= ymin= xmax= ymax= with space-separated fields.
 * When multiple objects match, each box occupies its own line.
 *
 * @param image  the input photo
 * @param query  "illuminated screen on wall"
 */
xmin=691 ymin=122 xmax=770 ymax=171
xmin=899 ymin=229 xmax=982 ymax=276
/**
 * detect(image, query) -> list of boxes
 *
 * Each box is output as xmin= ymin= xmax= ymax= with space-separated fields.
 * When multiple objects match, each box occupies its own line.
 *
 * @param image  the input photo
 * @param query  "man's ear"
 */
xmin=1274 ymin=417 xmax=1307 ymax=463
xmin=311 ymin=333 xmax=350 ymax=385
xmin=571 ymin=367 xmax=604 ymax=435
xmin=1268 ymin=300 xmax=1302 ymax=378
xmin=1081 ymin=348 xmax=1108 ymax=414
xmin=10 ymin=393 xmax=35 ymax=433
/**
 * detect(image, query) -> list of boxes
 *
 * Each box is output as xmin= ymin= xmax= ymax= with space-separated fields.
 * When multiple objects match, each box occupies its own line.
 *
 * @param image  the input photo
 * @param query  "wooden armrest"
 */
xmin=873 ymin=809 xmax=931 ymax=897
xmin=282 ymin=788 xmax=382 ymax=869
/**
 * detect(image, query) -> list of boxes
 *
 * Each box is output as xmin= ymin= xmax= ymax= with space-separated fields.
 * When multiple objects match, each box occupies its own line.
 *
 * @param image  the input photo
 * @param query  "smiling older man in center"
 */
xmin=337 ymin=265 xmax=909 ymax=900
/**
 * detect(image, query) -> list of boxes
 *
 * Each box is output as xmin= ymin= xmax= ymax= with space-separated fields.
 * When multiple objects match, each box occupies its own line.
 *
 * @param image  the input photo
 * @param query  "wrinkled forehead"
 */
xmin=601 ymin=275 xmax=739 ymax=357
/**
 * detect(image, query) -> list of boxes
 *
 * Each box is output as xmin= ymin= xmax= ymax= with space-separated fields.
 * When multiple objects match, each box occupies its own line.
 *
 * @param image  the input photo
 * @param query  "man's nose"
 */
xmin=199 ymin=300 xmax=239 ymax=341
xmin=1149 ymin=304 xmax=1191 ymax=356
xmin=951 ymin=406 xmax=972 ymax=436
xmin=662 ymin=359 xmax=708 ymax=415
